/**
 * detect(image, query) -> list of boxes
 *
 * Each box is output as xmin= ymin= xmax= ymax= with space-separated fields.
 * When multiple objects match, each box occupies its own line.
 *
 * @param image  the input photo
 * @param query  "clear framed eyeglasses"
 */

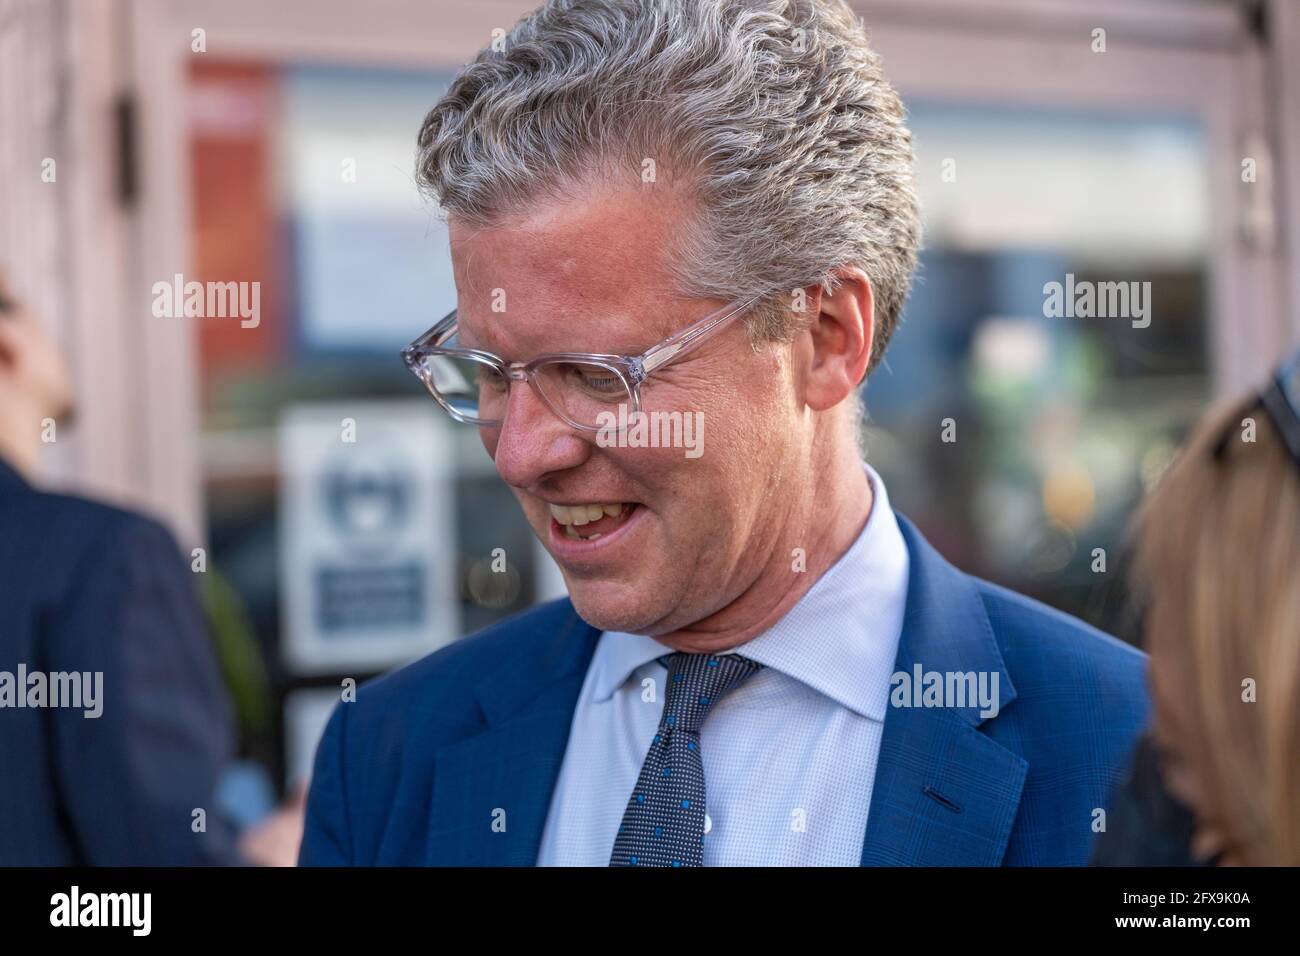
xmin=400 ymin=295 xmax=762 ymax=431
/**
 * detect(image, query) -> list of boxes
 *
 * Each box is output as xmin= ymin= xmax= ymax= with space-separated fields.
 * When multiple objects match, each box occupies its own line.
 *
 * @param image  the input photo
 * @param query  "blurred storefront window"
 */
xmin=872 ymin=104 xmax=1209 ymax=627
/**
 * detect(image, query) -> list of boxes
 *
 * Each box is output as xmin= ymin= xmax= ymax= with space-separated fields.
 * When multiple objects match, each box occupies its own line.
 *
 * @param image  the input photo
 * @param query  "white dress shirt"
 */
xmin=536 ymin=463 xmax=910 ymax=866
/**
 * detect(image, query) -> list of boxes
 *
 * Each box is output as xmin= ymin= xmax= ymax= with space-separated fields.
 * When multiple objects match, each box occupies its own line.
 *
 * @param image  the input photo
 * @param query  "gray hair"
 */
xmin=417 ymin=0 xmax=920 ymax=374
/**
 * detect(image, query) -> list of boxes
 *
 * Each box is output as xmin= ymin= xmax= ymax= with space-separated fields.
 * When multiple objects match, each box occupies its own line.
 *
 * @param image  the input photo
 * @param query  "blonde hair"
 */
xmin=1136 ymin=397 xmax=1300 ymax=865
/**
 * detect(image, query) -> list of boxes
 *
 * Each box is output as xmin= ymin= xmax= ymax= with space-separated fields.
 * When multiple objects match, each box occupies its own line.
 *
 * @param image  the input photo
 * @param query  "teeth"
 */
xmin=549 ymin=502 xmax=627 ymax=526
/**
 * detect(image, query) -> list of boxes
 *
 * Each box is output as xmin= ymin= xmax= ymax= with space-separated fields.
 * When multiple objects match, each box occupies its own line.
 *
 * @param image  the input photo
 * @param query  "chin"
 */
xmin=562 ymin=577 xmax=667 ymax=635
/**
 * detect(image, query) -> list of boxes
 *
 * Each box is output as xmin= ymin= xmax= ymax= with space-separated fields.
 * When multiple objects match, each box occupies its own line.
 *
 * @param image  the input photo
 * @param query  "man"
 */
xmin=300 ymin=0 xmax=1146 ymax=866
xmin=0 ymin=275 xmax=250 ymax=864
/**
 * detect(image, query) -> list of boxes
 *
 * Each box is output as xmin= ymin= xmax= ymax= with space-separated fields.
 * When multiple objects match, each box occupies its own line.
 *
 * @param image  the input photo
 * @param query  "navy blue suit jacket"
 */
xmin=300 ymin=515 xmax=1148 ymax=866
xmin=0 ymin=458 xmax=237 ymax=865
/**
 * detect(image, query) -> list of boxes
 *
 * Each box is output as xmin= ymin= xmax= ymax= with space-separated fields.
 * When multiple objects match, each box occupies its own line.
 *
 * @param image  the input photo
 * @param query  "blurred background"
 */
xmin=2 ymin=0 xmax=1298 ymax=822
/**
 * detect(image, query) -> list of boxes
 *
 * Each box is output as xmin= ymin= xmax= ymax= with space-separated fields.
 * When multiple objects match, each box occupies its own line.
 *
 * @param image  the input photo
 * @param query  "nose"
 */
xmin=487 ymin=377 xmax=591 ymax=489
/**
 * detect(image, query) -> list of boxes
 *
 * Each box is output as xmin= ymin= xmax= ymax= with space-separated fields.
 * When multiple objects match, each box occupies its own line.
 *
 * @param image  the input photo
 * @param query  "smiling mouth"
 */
xmin=548 ymin=501 xmax=638 ymax=540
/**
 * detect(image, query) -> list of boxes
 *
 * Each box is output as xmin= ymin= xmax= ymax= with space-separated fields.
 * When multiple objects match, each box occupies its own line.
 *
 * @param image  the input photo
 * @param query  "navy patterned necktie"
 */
xmin=609 ymin=651 xmax=764 ymax=867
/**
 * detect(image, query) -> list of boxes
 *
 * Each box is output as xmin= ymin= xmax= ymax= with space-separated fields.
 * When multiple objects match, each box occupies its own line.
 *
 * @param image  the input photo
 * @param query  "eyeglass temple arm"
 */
xmin=640 ymin=297 xmax=760 ymax=376
xmin=406 ymin=309 xmax=459 ymax=353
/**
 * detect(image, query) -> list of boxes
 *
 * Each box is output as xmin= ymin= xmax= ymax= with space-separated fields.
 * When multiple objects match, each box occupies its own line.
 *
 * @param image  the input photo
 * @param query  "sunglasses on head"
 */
xmin=1212 ymin=344 xmax=1300 ymax=472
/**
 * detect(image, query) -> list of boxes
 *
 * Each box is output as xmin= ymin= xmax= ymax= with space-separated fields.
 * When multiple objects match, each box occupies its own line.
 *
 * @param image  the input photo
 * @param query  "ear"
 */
xmin=798 ymin=267 xmax=874 ymax=413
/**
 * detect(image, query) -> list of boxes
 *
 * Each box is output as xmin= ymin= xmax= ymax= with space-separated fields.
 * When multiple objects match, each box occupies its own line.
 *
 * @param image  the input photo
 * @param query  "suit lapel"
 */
xmin=860 ymin=516 xmax=1028 ymax=866
xmin=428 ymin=606 xmax=600 ymax=865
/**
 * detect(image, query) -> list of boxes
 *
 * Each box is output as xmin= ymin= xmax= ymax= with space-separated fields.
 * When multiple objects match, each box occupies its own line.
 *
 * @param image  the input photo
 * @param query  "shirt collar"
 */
xmin=589 ymin=463 xmax=910 ymax=722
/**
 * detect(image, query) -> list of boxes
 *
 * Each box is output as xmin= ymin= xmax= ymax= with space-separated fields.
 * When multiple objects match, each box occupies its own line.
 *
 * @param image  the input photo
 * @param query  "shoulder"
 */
xmin=967 ymin=579 xmax=1150 ymax=863
xmin=0 ymin=483 xmax=187 ymax=592
xmin=302 ymin=599 xmax=592 ymax=864
xmin=9 ymin=481 xmax=176 ymax=545
xmin=328 ymin=598 xmax=588 ymax=746
xmin=969 ymin=576 xmax=1149 ymax=786
xmin=895 ymin=512 xmax=1146 ymax=712
xmin=974 ymin=576 xmax=1146 ymax=693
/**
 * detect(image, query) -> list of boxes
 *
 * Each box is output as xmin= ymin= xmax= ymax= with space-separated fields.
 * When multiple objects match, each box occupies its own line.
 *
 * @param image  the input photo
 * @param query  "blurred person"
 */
xmin=301 ymin=0 xmax=1147 ymax=867
xmin=1089 ymin=731 xmax=1202 ymax=866
xmin=1096 ymin=345 xmax=1300 ymax=867
xmin=0 ymin=273 xmax=299 ymax=865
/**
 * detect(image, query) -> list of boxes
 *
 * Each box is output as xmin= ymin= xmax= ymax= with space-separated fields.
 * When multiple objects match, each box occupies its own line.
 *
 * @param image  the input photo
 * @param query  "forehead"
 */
xmin=447 ymin=181 xmax=694 ymax=353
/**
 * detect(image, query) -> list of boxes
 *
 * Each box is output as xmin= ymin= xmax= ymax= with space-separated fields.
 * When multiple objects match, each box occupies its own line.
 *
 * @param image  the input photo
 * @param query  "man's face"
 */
xmin=0 ymin=281 xmax=76 ymax=436
xmin=449 ymin=183 xmax=805 ymax=636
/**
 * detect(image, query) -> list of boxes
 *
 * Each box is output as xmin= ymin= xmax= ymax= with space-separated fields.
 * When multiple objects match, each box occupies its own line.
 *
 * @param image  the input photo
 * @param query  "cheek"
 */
xmin=717 ymin=381 xmax=796 ymax=477
xmin=479 ymin=426 xmax=500 ymax=458
xmin=649 ymin=363 xmax=791 ymax=512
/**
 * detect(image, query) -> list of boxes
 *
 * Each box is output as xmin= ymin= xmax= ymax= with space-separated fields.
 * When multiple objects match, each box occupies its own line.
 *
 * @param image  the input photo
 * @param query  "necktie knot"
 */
xmin=660 ymin=652 xmax=762 ymax=735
